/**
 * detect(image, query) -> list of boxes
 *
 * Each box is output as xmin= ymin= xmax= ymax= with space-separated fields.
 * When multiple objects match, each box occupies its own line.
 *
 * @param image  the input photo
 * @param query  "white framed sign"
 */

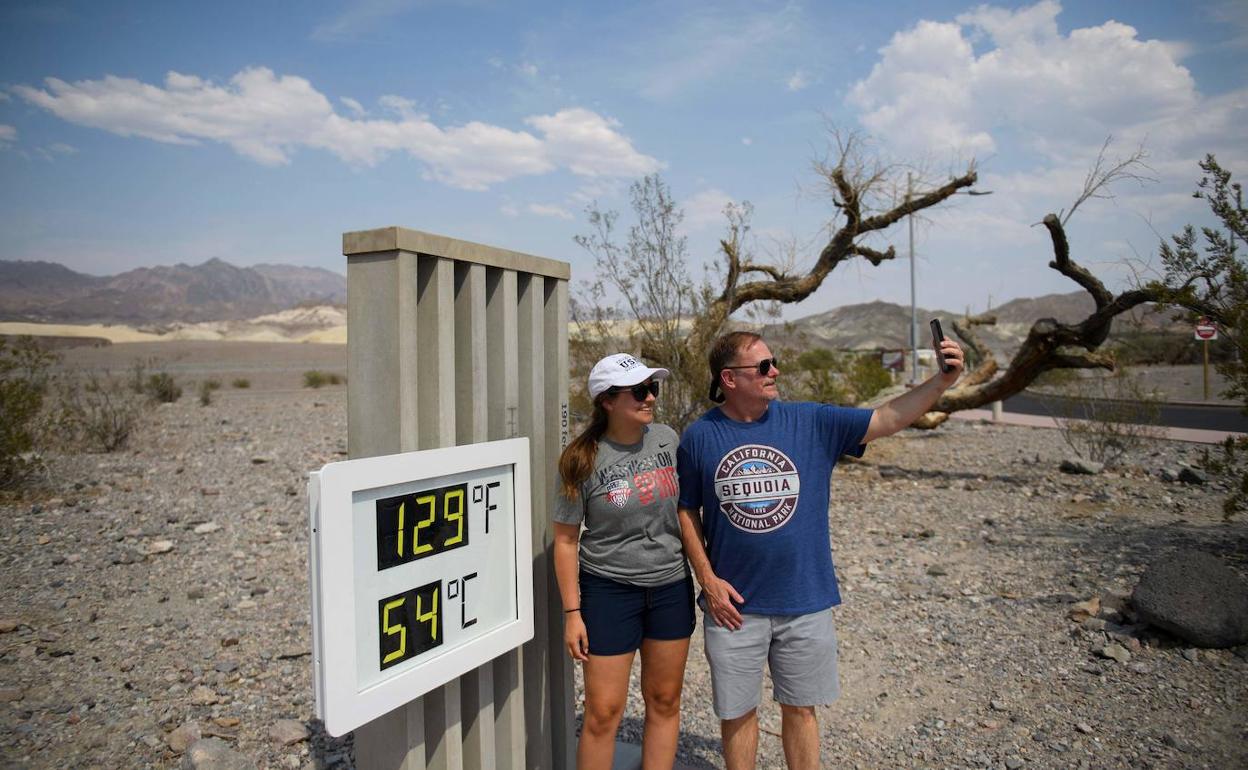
xmin=307 ymin=438 xmax=534 ymax=737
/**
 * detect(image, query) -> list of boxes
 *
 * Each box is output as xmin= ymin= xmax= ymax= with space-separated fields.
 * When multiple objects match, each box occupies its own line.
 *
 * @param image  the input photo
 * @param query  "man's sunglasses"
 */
xmin=722 ymin=357 xmax=779 ymax=377
xmin=607 ymin=380 xmax=661 ymax=401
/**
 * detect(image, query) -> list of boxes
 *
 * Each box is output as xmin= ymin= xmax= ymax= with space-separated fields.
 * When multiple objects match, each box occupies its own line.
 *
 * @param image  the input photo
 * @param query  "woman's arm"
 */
xmin=552 ymin=521 xmax=588 ymax=661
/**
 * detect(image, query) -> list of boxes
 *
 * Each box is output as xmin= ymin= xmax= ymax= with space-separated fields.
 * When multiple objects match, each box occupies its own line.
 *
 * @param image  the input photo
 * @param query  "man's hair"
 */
xmin=707 ymin=331 xmax=762 ymax=403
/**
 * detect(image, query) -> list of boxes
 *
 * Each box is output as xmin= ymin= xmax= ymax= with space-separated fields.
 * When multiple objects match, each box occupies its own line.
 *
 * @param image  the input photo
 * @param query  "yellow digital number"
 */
xmin=443 ymin=488 xmax=464 ymax=547
xmin=412 ymin=494 xmax=436 ymax=555
xmin=396 ymin=501 xmax=405 ymax=557
xmin=417 ymin=586 xmax=439 ymax=641
xmin=381 ymin=597 xmax=406 ymax=665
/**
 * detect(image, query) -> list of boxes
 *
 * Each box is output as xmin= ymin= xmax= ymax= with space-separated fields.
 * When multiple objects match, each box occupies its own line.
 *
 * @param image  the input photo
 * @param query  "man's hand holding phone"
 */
xmin=929 ymin=318 xmax=965 ymax=382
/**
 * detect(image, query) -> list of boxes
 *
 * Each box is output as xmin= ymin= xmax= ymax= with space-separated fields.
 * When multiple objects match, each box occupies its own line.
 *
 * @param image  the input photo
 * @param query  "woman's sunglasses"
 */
xmin=722 ymin=357 xmax=779 ymax=377
xmin=608 ymin=380 xmax=661 ymax=401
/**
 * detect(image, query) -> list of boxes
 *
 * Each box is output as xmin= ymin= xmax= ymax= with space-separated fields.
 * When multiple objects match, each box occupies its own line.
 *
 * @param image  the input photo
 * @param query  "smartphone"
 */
xmin=929 ymin=319 xmax=951 ymax=374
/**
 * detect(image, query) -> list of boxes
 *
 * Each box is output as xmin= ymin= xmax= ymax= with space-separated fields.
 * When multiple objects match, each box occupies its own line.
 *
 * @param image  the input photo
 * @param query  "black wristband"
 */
xmin=564 ymin=608 xmax=580 ymax=614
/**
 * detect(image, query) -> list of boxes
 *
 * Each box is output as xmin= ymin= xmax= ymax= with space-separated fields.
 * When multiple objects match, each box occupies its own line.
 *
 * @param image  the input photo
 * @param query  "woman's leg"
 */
xmin=639 ymin=636 xmax=691 ymax=770
xmin=579 ymin=650 xmax=636 ymax=770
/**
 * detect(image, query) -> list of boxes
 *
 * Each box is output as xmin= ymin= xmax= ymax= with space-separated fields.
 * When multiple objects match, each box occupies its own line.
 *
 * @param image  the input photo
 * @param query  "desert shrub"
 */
xmin=232 ymin=378 xmax=251 ymax=389
xmin=144 ymin=372 xmax=182 ymax=403
xmin=198 ymin=381 xmax=214 ymax=406
xmin=1039 ymin=368 xmax=1164 ymax=468
xmin=0 ymin=336 xmax=58 ymax=488
xmin=52 ymin=372 xmax=144 ymax=452
xmin=203 ymin=378 xmax=222 ymax=391
xmin=303 ymin=371 xmax=345 ymax=388
xmin=782 ymin=348 xmax=892 ymax=406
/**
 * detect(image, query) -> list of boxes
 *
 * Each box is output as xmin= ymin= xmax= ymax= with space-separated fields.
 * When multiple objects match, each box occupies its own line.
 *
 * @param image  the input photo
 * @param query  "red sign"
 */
xmin=1195 ymin=317 xmax=1218 ymax=341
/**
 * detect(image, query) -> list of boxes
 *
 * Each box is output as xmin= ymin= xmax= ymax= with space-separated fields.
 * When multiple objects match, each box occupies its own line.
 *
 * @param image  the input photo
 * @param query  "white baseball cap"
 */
xmin=587 ymin=353 xmax=670 ymax=399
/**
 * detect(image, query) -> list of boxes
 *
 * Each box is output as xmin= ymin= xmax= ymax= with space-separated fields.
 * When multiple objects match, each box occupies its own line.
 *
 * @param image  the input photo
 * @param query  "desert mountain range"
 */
xmin=0 ymin=258 xmax=346 ymax=324
xmin=0 ymin=258 xmax=1184 ymax=350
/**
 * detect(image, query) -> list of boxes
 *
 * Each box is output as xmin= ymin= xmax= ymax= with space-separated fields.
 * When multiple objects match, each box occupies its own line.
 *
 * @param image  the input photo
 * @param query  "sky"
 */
xmin=1 ymin=0 xmax=1245 ymax=319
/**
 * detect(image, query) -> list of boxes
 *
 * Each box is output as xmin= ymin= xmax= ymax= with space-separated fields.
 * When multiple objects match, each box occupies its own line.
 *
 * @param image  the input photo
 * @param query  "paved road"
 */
xmin=1003 ymin=392 xmax=1248 ymax=434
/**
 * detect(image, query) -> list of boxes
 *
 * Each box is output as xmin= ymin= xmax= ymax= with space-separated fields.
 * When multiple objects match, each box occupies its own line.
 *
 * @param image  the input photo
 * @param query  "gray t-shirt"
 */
xmin=553 ymin=423 xmax=685 ymax=587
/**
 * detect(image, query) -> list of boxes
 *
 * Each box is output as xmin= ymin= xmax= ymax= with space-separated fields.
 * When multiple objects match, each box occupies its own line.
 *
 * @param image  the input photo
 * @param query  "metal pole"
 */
xmin=908 ymin=172 xmax=917 ymax=385
xmin=1203 ymin=338 xmax=1210 ymax=401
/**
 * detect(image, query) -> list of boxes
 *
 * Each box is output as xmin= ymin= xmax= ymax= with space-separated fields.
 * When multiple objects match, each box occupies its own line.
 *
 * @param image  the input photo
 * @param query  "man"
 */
xmin=676 ymin=330 xmax=964 ymax=770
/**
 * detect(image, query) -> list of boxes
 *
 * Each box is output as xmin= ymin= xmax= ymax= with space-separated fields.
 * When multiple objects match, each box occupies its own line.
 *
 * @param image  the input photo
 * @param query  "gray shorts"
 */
xmin=702 ymin=605 xmax=840 ymax=720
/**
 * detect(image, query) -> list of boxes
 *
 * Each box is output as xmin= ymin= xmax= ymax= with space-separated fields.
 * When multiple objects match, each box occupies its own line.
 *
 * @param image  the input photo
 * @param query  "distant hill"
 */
xmin=0 ymin=258 xmax=346 ymax=323
xmin=766 ymin=292 xmax=1187 ymax=356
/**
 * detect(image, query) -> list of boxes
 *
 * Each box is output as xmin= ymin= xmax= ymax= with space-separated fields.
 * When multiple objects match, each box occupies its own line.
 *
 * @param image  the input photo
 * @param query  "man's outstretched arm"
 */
xmin=863 ymin=338 xmax=965 ymax=443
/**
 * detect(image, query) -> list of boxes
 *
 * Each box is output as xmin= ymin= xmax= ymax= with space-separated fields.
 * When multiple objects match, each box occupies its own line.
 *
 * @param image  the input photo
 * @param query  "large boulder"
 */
xmin=1132 ymin=549 xmax=1248 ymax=649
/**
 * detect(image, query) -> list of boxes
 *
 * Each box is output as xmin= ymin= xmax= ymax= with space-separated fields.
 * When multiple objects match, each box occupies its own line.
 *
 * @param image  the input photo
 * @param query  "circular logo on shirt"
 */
xmin=713 ymin=444 xmax=801 ymax=533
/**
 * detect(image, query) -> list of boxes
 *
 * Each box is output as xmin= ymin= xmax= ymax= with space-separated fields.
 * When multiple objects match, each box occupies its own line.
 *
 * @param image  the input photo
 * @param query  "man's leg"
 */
xmin=721 ymin=709 xmax=759 ymax=770
xmin=779 ymin=704 xmax=819 ymax=770
xmin=769 ymin=609 xmax=839 ymax=770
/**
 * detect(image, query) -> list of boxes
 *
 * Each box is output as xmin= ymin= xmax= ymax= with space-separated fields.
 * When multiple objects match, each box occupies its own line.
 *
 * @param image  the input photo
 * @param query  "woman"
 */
xmin=553 ymin=353 xmax=694 ymax=770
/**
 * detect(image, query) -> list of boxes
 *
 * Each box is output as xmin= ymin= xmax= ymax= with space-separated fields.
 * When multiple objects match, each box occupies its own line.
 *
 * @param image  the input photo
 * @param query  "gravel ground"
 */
xmin=1 ymin=368 xmax=1246 ymax=769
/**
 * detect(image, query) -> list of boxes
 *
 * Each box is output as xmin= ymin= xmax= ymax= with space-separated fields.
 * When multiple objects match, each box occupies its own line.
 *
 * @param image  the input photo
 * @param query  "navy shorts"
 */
xmin=579 ymin=570 xmax=696 ymax=656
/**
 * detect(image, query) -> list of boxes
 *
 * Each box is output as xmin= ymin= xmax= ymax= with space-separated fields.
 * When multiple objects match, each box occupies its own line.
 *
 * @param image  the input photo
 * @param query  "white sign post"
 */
xmin=1195 ymin=317 xmax=1218 ymax=401
xmin=307 ymin=438 xmax=534 ymax=738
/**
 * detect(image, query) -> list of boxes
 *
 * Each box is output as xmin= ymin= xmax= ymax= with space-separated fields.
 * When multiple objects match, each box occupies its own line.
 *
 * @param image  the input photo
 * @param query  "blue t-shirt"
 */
xmin=677 ymin=400 xmax=872 ymax=615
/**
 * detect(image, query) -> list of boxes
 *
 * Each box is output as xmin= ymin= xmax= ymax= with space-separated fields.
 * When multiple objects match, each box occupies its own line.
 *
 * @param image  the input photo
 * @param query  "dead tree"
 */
xmin=920 ymin=141 xmax=1176 ymax=426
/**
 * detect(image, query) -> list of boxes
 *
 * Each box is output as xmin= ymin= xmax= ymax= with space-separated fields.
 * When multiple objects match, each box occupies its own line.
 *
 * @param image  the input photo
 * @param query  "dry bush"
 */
xmin=0 ymin=337 xmax=58 ymax=488
xmin=51 ymin=372 xmax=145 ymax=453
xmin=1039 ymin=368 xmax=1164 ymax=467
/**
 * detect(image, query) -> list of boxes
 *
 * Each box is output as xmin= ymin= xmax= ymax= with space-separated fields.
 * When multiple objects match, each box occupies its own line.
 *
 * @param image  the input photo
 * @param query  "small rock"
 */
xmin=990 ymin=699 xmax=1008 ymax=712
xmin=1177 ymin=467 xmax=1207 ymax=485
xmin=1097 ymin=643 xmax=1131 ymax=664
xmin=1005 ymin=758 xmax=1024 ymax=770
xmin=269 ymin=718 xmax=309 ymax=745
xmin=251 ymin=457 xmax=272 ymax=465
xmin=188 ymin=588 xmax=206 ymax=600
xmin=1060 ymin=458 xmax=1103 ymax=475
xmin=0 ymin=687 xmax=24 ymax=702
xmin=213 ymin=716 xmax=241 ymax=729
xmin=181 ymin=737 xmax=254 ymax=770
xmin=1159 ymin=468 xmax=1180 ymax=483
xmin=0 ymin=619 xmax=18 ymax=633
xmin=236 ymin=600 xmax=257 ymax=610
xmin=193 ymin=522 xmax=221 ymax=534
xmin=1128 ymin=662 xmax=1152 ymax=674
xmin=148 ymin=540 xmax=175 ymax=555
xmin=168 ymin=721 xmax=202 ymax=753
xmin=1075 ymin=722 xmax=1094 ymax=734
xmin=1181 ymin=648 xmax=1200 ymax=662
xmin=927 ymin=565 xmax=949 ymax=577
xmin=1069 ymin=597 xmax=1100 ymax=621
xmin=190 ymin=685 xmax=219 ymax=705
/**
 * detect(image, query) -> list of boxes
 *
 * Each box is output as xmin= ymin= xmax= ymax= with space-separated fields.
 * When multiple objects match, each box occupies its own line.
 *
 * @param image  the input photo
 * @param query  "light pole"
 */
xmin=908 ymin=173 xmax=918 ymax=385
xmin=905 ymin=176 xmax=992 ymax=386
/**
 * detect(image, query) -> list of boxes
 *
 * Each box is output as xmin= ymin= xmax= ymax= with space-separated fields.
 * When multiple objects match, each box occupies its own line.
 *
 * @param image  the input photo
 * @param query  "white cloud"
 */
xmin=527 ymin=203 xmax=574 ymax=220
xmin=517 ymin=62 xmax=539 ymax=78
xmin=786 ymin=69 xmax=809 ymax=92
xmin=847 ymin=1 xmax=1203 ymax=160
xmin=683 ymin=188 xmax=735 ymax=232
xmin=741 ymin=137 xmax=753 ymax=146
xmin=13 ymin=67 xmax=661 ymax=191
xmin=635 ymin=5 xmax=804 ymax=100
xmin=0 ymin=124 xmax=16 ymax=143
xmin=310 ymin=0 xmax=418 ymax=42
xmin=525 ymin=108 xmax=663 ymax=178
xmin=340 ymin=96 xmax=365 ymax=116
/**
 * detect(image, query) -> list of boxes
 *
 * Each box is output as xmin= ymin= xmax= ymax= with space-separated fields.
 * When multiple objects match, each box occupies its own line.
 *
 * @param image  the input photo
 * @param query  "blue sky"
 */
xmin=1 ymin=0 xmax=1245 ymax=318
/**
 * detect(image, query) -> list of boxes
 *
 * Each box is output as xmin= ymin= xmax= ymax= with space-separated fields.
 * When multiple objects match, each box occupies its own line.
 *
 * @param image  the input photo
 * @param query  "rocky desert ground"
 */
xmin=1 ymin=341 xmax=1245 ymax=769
